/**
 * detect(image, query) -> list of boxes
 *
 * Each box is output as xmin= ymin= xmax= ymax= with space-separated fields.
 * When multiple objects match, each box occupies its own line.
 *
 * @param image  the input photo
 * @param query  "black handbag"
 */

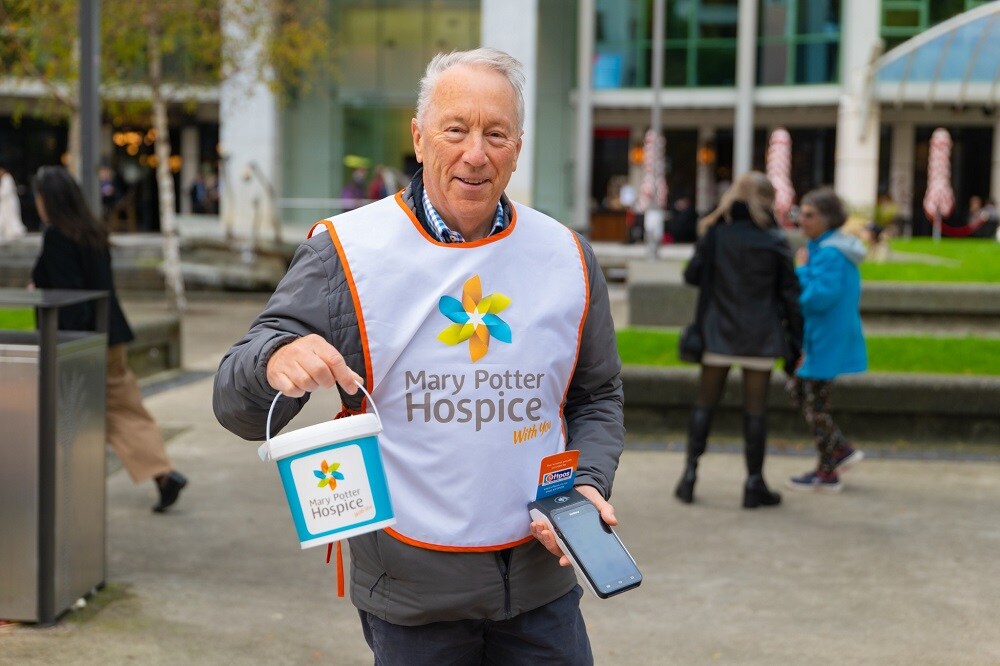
xmin=678 ymin=226 xmax=716 ymax=364
xmin=678 ymin=323 xmax=704 ymax=363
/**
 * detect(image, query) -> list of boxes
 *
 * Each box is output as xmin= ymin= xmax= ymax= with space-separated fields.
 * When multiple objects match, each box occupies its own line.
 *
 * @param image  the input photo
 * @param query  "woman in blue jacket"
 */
xmin=787 ymin=188 xmax=867 ymax=493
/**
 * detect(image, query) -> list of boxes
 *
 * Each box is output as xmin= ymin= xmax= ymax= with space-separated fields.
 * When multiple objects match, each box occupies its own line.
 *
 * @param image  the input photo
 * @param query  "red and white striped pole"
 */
xmin=922 ymin=128 xmax=955 ymax=242
xmin=766 ymin=128 xmax=795 ymax=228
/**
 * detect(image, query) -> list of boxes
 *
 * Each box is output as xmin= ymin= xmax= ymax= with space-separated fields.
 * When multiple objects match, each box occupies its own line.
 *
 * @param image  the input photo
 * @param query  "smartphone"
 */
xmin=528 ymin=489 xmax=642 ymax=599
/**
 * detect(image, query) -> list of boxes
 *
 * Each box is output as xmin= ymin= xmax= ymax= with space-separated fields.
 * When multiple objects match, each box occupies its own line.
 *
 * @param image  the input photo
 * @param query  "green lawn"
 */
xmin=0 ymin=307 xmax=34 ymax=330
xmin=617 ymin=328 xmax=1000 ymax=376
xmin=861 ymin=238 xmax=999 ymax=283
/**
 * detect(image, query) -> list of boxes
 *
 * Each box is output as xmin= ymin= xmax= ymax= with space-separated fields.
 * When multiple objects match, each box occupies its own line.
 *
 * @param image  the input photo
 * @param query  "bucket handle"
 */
xmin=258 ymin=380 xmax=380 ymax=462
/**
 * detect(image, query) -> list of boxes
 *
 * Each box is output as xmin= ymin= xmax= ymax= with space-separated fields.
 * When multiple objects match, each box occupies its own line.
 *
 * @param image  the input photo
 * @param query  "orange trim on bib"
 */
xmin=325 ymin=542 xmax=346 ymax=598
xmin=393 ymin=190 xmax=517 ymax=247
xmin=307 ymin=219 xmax=335 ymax=238
xmin=335 ymin=405 xmax=366 ymax=420
xmin=557 ymin=232 xmax=591 ymax=444
xmin=384 ymin=527 xmax=534 ymax=553
xmin=313 ymin=221 xmax=376 ymax=407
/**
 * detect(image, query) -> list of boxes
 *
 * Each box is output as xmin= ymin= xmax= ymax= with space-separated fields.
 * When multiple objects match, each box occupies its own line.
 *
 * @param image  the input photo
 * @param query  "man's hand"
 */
xmin=795 ymin=246 xmax=809 ymax=267
xmin=266 ymin=334 xmax=363 ymax=398
xmin=530 ymin=484 xmax=618 ymax=567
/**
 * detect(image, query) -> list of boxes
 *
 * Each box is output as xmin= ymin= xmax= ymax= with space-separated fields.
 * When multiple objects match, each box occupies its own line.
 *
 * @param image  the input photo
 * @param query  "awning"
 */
xmin=874 ymin=2 xmax=1000 ymax=108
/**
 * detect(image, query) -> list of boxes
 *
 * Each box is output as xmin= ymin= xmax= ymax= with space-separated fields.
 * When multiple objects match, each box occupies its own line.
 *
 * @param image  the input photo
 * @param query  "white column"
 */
xmin=696 ymin=125 xmax=716 ymax=216
xmin=482 ymin=0 xmax=538 ymax=206
xmin=179 ymin=126 xmax=199 ymax=215
xmin=733 ymin=0 xmax=759 ymax=177
xmin=833 ymin=0 xmax=881 ymax=214
xmin=572 ymin=0 xmax=595 ymax=232
xmin=220 ymin=0 xmax=280 ymax=240
xmin=890 ymin=121 xmax=914 ymax=221
xmin=992 ymin=117 xmax=1000 ymax=206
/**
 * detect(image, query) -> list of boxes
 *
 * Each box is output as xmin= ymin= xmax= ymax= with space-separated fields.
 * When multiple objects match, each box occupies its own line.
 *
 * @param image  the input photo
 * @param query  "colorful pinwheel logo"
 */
xmin=437 ymin=275 xmax=512 ymax=362
xmin=314 ymin=460 xmax=344 ymax=491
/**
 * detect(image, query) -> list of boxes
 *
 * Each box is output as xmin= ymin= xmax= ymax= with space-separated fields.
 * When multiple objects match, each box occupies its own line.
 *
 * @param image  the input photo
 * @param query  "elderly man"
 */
xmin=214 ymin=48 xmax=624 ymax=664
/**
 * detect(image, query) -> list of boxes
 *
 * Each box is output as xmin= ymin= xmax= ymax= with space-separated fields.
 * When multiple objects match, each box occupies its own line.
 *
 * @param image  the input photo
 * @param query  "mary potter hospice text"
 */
xmin=403 ymin=369 xmax=550 ymax=436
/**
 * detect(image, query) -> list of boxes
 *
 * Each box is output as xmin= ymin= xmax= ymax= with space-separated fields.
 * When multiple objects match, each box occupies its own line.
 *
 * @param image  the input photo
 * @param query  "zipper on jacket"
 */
xmin=495 ymin=548 xmax=513 ymax=619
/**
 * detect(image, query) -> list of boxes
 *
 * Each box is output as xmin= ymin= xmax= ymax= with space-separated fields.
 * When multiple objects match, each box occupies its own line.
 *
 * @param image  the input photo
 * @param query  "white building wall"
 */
xmin=219 ymin=1 xmax=280 ymax=240
xmin=481 ymin=0 xmax=538 ymax=206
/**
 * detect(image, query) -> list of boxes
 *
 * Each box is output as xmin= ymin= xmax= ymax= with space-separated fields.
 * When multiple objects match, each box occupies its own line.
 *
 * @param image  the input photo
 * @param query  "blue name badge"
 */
xmin=535 ymin=450 xmax=580 ymax=500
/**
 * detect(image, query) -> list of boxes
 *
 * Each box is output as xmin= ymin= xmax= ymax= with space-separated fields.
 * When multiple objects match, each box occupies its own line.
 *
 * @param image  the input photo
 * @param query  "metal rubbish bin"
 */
xmin=0 ymin=289 xmax=108 ymax=625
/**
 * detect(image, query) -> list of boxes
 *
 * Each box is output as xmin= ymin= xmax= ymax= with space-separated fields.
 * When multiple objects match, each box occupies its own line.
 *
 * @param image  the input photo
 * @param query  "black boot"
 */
xmin=153 ymin=470 xmax=188 ymax=513
xmin=675 ymin=406 xmax=713 ymax=504
xmin=742 ymin=414 xmax=781 ymax=509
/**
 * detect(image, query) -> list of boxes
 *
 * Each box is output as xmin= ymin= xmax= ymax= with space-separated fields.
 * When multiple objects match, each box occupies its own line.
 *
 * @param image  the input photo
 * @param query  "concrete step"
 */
xmin=627 ymin=260 xmax=1000 ymax=337
xmin=622 ymin=365 xmax=1000 ymax=445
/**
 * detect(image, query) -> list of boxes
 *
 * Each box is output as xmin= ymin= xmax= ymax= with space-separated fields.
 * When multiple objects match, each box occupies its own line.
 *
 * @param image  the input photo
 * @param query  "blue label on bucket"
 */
xmin=276 ymin=434 xmax=394 ymax=547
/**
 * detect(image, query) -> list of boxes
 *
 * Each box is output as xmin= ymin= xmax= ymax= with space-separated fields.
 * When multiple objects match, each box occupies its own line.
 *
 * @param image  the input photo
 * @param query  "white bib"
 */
xmin=315 ymin=194 xmax=589 ymax=550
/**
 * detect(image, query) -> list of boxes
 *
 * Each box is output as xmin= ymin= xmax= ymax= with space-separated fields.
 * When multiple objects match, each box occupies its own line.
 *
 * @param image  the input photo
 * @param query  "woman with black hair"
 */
xmin=30 ymin=165 xmax=187 ymax=512
xmin=675 ymin=171 xmax=802 ymax=509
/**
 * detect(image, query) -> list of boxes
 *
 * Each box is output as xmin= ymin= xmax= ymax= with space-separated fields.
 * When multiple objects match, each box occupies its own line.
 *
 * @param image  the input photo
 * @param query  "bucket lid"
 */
xmin=264 ymin=413 xmax=382 ymax=461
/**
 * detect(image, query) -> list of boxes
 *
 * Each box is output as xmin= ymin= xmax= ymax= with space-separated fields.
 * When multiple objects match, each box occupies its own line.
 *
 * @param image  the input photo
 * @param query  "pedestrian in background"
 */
xmin=786 ymin=188 xmax=867 ymax=493
xmin=0 ymin=161 xmax=26 ymax=242
xmin=30 ymin=166 xmax=188 ymax=512
xmin=340 ymin=166 xmax=368 ymax=211
xmin=675 ymin=171 xmax=802 ymax=509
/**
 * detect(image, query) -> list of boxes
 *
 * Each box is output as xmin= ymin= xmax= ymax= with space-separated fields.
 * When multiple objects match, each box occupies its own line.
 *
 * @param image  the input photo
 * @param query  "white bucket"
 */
xmin=258 ymin=385 xmax=395 ymax=549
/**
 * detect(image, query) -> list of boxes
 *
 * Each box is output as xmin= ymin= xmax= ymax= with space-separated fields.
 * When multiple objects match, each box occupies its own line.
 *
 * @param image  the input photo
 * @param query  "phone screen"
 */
xmin=553 ymin=502 xmax=642 ymax=597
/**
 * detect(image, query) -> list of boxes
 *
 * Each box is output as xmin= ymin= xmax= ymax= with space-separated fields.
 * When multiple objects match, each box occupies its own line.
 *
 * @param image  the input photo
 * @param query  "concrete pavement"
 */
xmin=2 ymin=293 xmax=1000 ymax=665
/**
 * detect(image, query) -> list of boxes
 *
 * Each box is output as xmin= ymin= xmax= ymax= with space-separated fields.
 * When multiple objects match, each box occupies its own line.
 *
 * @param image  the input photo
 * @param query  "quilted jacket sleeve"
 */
xmin=212 ymin=234 xmax=364 ymax=441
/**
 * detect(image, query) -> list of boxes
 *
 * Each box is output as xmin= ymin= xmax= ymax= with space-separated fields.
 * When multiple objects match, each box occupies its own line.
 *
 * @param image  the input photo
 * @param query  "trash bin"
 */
xmin=0 ymin=288 xmax=108 ymax=625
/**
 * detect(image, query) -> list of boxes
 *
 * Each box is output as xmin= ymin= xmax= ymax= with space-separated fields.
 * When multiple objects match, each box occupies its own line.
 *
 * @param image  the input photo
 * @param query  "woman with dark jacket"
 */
xmin=675 ymin=171 xmax=802 ymax=508
xmin=30 ymin=166 xmax=187 ymax=512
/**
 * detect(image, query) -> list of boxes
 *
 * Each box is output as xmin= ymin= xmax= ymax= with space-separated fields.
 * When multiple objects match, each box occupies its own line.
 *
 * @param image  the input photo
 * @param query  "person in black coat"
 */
xmin=30 ymin=166 xmax=187 ymax=512
xmin=676 ymin=171 xmax=802 ymax=508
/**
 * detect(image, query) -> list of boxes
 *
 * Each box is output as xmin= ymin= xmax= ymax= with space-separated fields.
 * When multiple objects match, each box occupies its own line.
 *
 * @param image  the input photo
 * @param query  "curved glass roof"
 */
xmin=875 ymin=3 xmax=1000 ymax=106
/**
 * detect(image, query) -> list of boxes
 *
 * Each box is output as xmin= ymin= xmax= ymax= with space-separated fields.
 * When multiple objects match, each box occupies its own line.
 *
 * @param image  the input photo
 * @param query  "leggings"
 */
xmin=788 ymin=378 xmax=847 ymax=474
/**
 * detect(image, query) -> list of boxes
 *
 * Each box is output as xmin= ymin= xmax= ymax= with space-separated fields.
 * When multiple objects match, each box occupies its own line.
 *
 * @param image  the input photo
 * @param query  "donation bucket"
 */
xmin=258 ymin=385 xmax=395 ymax=549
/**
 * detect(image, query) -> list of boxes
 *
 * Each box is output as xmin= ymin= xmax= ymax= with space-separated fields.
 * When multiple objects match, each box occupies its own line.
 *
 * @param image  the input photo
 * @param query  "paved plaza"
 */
xmin=2 ymin=294 xmax=999 ymax=665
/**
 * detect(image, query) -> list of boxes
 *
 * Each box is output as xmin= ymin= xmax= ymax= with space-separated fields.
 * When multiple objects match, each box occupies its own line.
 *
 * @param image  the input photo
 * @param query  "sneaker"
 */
xmin=831 ymin=445 xmax=864 ymax=472
xmin=786 ymin=470 xmax=842 ymax=493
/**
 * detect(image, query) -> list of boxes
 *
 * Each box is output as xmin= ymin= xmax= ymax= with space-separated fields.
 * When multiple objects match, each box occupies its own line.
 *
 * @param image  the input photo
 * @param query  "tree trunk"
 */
xmin=67 ymin=114 xmax=82 ymax=178
xmin=148 ymin=26 xmax=186 ymax=311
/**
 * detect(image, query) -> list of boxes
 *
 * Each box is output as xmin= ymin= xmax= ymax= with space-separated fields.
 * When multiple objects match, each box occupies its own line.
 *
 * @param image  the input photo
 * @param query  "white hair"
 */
xmin=415 ymin=47 xmax=525 ymax=131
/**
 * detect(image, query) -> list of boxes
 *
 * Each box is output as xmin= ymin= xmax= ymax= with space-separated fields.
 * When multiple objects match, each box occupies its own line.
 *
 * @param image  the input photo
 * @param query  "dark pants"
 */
xmin=359 ymin=586 xmax=593 ymax=666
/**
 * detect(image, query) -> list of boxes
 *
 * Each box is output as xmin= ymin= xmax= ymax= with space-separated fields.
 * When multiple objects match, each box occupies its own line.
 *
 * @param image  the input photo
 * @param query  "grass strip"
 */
xmin=617 ymin=328 xmax=1000 ymax=376
xmin=861 ymin=238 xmax=1000 ymax=283
xmin=0 ymin=307 xmax=35 ymax=330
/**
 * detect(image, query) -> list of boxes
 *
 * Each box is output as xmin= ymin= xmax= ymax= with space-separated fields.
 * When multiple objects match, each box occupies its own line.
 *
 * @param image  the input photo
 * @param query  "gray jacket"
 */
xmin=213 ymin=181 xmax=625 ymax=625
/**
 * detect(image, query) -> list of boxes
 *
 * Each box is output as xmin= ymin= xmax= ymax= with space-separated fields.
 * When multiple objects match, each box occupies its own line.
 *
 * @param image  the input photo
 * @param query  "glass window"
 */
xmin=593 ymin=0 xmax=847 ymax=88
xmin=757 ymin=0 xmax=840 ymax=85
xmin=881 ymin=0 xmax=977 ymax=51
xmin=697 ymin=45 xmax=737 ymax=85
xmin=339 ymin=1 xmax=479 ymax=96
xmin=594 ymin=0 xmax=738 ymax=88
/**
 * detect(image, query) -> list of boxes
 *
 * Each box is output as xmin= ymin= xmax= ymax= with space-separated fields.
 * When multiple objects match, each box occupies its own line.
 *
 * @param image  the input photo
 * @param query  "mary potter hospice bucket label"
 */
xmin=287 ymin=442 xmax=377 ymax=538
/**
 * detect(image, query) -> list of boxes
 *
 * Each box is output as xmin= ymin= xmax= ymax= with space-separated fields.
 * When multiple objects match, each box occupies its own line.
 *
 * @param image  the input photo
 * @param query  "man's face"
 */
xmin=411 ymin=64 xmax=522 ymax=240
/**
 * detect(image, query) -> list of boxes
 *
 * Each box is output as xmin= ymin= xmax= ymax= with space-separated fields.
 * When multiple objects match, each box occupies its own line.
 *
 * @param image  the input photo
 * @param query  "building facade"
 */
xmin=4 ymin=1 xmax=993 ymax=239
xmin=219 ymin=0 xmax=997 ymax=241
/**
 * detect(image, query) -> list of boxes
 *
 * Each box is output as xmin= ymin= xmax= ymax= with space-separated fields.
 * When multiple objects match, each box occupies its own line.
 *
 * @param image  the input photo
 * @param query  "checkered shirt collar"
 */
xmin=422 ymin=189 xmax=505 ymax=243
